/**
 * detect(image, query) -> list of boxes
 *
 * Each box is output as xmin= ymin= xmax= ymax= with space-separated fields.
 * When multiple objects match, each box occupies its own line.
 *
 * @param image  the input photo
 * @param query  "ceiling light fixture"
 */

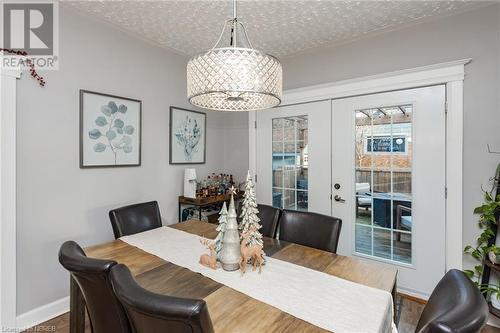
xmin=187 ymin=0 xmax=282 ymax=111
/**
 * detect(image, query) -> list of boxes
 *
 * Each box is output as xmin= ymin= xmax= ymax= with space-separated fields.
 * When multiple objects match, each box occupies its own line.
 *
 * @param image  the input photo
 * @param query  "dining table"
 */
xmin=72 ymin=219 xmax=398 ymax=333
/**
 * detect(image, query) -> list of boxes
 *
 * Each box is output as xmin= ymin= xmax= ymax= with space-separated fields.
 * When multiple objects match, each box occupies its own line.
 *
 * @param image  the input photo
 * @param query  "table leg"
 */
xmin=179 ymin=202 xmax=182 ymax=222
xmin=199 ymin=206 xmax=202 ymax=221
xmin=70 ymin=276 xmax=85 ymax=333
xmin=392 ymin=279 xmax=398 ymax=323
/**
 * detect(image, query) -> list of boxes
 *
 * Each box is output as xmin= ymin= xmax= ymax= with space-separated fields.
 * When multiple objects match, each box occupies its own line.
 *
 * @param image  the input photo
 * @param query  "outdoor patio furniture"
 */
xmin=372 ymin=193 xmax=412 ymax=229
xmin=356 ymin=182 xmax=371 ymax=216
xmin=396 ymin=205 xmax=412 ymax=242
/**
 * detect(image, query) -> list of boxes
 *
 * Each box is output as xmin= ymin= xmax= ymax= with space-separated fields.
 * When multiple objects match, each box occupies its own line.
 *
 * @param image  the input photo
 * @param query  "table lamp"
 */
xmin=184 ymin=168 xmax=197 ymax=198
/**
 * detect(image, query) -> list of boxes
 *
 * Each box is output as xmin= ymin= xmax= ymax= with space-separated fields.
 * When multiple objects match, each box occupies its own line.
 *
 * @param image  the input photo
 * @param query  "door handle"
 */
xmin=334 ymin=195 xmax=346 ymax=203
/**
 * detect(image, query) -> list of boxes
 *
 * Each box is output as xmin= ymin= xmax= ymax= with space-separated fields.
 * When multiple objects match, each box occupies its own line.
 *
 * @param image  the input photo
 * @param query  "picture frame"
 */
xmin=169 ymin=106 xmax=206 ymax=164
xmin=80 ymin=90 xmax=142 ymax=168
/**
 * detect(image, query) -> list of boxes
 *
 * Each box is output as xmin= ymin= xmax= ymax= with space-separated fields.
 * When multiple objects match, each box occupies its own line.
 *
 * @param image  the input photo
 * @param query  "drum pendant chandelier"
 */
xmin=187 ymin=0 xmax=282 ymax=111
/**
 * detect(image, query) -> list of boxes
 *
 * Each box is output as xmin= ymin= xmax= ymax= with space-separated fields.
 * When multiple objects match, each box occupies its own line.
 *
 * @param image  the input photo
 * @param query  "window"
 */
xmin=354 ymin=105 xmax=412 ymax=264
xmin=366 ymin=136 xmax=407 ymax=153
xmin=272 ymin=116 xmax=308 ymax=211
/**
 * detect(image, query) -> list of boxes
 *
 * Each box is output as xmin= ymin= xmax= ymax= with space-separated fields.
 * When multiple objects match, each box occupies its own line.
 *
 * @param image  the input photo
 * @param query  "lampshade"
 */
xmin=186 ymin=1 xmax=282 ymax=112
xmin=184 ymin=168 xmax=197 ymax=181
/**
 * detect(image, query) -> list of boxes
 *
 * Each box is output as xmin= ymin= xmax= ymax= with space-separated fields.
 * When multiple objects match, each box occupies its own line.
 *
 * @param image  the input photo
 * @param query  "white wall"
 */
xmin=280 ymin=4 xmax=500 ymax=270
xmin=15 ymin=7 xmax=245 ymax=315
xmin=223 ymin=112 xmax=249 ymax=183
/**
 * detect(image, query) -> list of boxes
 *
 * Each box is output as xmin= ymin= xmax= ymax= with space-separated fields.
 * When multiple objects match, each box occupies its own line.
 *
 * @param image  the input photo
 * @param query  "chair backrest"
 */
xmin=110 ymin=264 xmax=214 ymax=333
xmin=58 ymin=241 xmax=131 ymax=333
xmin=109 ymin=201 xmax=162 ymax=239
xmin=238 ymin=202 xmax=281 ymax=238
xmin=256 ymin=204 xmax=281 ymax=238
xmin=278 ymin=210 xmax=342 ymax=253
xmin=416 ymin=269 xmax=488 ymax=333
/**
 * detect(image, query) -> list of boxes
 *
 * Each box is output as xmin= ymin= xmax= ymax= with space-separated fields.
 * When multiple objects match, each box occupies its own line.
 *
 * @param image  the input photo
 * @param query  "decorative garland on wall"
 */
xmin=1 ymin=48 xmax=46 ymax=87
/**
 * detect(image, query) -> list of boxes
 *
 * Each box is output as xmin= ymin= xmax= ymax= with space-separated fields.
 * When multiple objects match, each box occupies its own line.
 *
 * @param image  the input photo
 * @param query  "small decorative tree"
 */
xmin=214 ymin=202 xmax=228 ymax=259
xmin=239 ymin=171 xmax=264 ymax=248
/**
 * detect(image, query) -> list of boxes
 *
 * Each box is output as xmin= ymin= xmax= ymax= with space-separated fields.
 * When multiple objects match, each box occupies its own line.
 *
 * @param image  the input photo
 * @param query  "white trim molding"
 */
xmin=250 ymin=58 xmax=469 ymax=280
xmin=16 ymin=297 xmax=69 ymax=330
xmin=281 ymin=59 xmax=470 ymax=105
xmin=0 ymin=56 xmax=21 ymax=329
xmin=445 ymin=80 xmax=464 ymax=271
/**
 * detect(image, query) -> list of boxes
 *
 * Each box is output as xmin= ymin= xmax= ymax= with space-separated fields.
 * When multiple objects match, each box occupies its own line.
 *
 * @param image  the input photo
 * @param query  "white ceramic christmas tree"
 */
xmin=214 ymin=202 xmax=228 ymax=259
xmin=239 ymin=171 xmax=264 ymax=248
xmin=219 ymin=191 xmax=241 ymax=271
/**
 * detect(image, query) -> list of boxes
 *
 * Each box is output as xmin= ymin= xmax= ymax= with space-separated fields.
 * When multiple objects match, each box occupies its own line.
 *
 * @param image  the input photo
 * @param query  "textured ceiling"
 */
xmin=63 ymin=1 xmax=487 ymax=58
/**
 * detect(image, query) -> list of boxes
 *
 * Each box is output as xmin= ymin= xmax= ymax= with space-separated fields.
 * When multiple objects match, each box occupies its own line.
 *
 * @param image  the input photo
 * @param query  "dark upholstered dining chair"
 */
xmin=256 ymin=204 xmax=281 ymax=238
xmin=58 ymin=241 xmax=131 ymax=333
xmin=110 ymin=264 xmax=215 ymax=333
xmin=416 ymin=269 xmax=488 ymax=333
xmin=238 ymin=203 xmax=281 ymax=238
xmin=109 ymin=201 xmax=162 ymax=239
xmin=278 ymin=210 xmax=342 ymax=253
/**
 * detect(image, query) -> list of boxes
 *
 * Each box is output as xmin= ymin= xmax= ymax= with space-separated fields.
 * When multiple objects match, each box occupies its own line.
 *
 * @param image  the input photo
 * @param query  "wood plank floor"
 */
xmin=25 ymin=295 xmax=500 ymax=332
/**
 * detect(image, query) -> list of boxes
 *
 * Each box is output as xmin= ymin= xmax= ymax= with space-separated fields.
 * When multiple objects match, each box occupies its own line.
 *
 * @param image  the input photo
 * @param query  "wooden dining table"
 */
xmin=72 ymin=219 xmax=397 ymax=333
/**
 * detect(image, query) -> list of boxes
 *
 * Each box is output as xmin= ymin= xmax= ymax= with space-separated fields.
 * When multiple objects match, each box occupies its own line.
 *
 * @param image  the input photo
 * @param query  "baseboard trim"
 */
xmin=398 ymin=292 xmax=427 ymax=304
xmin=16 ymin=297 xmax=69 ymax=330
xmin=397 ymin=286 xmax=429 ymax=302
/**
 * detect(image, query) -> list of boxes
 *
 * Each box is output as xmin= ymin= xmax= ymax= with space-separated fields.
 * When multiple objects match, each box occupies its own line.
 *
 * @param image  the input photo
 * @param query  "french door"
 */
xmin=255 ymin=100 xmax=331 ymax=216
xmin=332 ymin=86 xmax=446 ymax=297
xmin=255 ymin=85 xmax=446 ymax=297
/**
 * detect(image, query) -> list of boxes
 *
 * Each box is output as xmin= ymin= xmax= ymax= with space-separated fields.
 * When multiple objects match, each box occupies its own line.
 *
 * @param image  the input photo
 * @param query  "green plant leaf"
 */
xmin=101 ymin=105 xmax=112 ymax=116
xmin=95 ymin=116 xmax=107 ymax=127
xmin=124 ymin=125 xmax=134 ymax=135
xmin=464 ymin=245 xmax=472 ymax=253
xmin=88 ymin=129 xmax=102 ymax=139
xmin=108 ymin=101 xmax=118 ymax=114
xmin=472 ymin=249 xmax=482 ymax=260
xmin=93 ymin=142 xmax=106 ymax=152
xmin=492 ymin=246 xmax=500 ymax=255
xmin=474 ymin=205 xmax=485 ymax=214
xmin=106 ymin=130 xmax=117 ymax=140
xmin=485 ymin=191 xmax=493 ymax=202
xmin=118 ymin=104 xmax=128 ymax=113
xmin=463 ymin=269 xmax=475 ymax=278
xmin=114 ymin=119 xmax=124 ymax=128
xmin=116 ymin=127 xmax=123 ymax=134
xmin=123 ymin=145 xmax=133 ymax=153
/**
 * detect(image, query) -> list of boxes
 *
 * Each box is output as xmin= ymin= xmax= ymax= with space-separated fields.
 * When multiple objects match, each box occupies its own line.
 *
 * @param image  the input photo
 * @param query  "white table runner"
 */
xmin=121 ymin=226 xmax=395 ymax=333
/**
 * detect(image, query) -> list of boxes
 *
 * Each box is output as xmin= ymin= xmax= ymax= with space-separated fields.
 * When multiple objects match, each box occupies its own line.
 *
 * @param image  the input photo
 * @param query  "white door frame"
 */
xmin=249 ymin=58 xmax=470 ymax=273
xmin=0 ymin=55 xmax=20 ymax=329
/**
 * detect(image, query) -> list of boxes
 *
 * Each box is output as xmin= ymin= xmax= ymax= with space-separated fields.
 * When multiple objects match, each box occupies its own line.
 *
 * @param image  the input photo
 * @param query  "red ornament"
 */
xmin=0 ymin=48 xmax=46 ymax=87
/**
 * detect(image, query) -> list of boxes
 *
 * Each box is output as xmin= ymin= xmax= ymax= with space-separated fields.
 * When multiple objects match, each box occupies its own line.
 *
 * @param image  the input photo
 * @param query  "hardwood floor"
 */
xmin=25 ymin=295 xmax=500 ymax=332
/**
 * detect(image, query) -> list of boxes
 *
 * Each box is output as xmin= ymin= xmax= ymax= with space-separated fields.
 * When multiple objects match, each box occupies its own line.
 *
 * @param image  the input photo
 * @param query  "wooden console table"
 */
xmin=178 ymin=193 xmax=243 ymax=222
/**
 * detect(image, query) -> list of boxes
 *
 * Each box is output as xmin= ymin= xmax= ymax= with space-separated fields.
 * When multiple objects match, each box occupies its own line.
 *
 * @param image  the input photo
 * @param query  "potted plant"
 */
xmin=489 ymin=249 xmax=500 ymax=265
xmin=464 ymin=173 xmax=500 ymax=309
xmin=481 ymin=284 xmax=500 ymax=310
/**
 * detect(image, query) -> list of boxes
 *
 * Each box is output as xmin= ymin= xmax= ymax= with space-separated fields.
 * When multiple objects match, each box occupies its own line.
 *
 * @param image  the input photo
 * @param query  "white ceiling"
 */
xmin=63 ymin=1 xmax=488 ymax=58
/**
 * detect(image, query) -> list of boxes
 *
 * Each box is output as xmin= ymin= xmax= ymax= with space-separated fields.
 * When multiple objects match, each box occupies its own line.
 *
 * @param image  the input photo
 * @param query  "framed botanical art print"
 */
xmin=169 ymin=106 xmax=206 ymax=164
xmin=80 ymin=90 xmax=142 ymax=168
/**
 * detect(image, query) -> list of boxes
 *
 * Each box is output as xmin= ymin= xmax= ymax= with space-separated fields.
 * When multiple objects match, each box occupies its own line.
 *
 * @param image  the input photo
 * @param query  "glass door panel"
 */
xmin=354 ymin=104 xmax=413 ymax=264
xmin=272 ymin=116 xmax=309 ymax=211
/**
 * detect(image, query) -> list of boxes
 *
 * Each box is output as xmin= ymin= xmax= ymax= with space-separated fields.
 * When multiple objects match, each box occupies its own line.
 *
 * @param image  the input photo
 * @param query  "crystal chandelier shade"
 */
xmin=187 ymin=2 xmax=282 ymax=111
